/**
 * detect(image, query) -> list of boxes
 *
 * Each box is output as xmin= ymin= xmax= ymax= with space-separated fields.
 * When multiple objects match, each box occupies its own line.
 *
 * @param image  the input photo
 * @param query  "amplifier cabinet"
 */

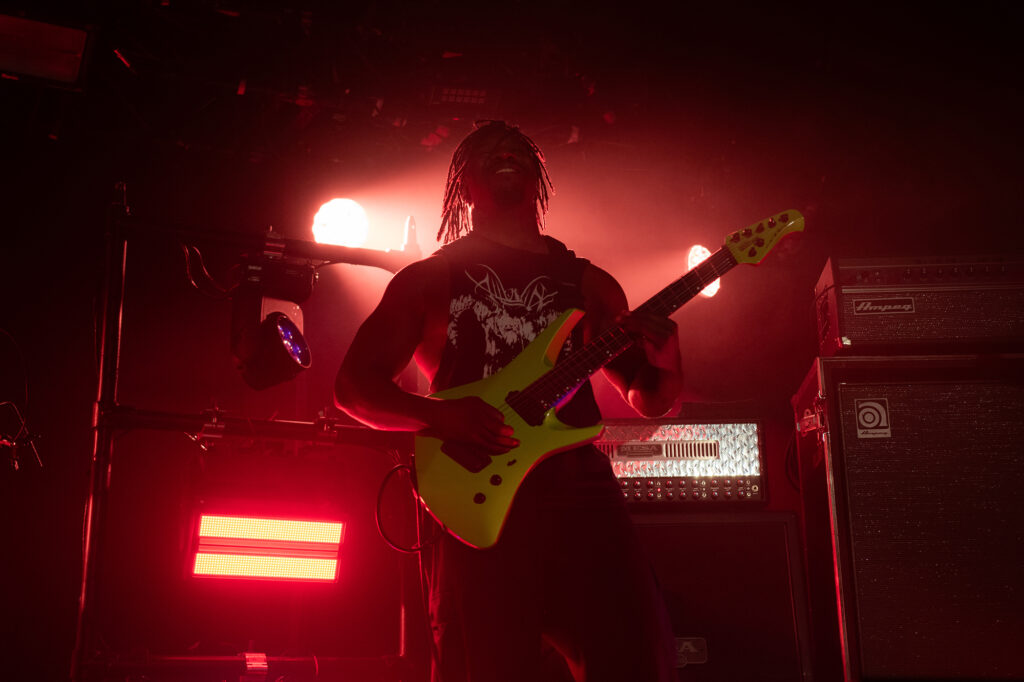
xmin=792 ymin=355 xmax=1024 ymax=681
xmin=632 ymin=511 xmax=812 ymax=682
xmin=814 ymin=256 xmax=1024 ymax=356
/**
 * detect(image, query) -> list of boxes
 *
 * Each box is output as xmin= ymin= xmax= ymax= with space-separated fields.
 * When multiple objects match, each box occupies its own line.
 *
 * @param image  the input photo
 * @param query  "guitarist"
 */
xmin=335 ymin=120 xmax=683 ymax=682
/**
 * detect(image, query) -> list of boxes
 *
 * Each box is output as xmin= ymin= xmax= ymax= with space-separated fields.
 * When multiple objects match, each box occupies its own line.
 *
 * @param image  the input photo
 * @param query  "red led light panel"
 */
xmin=192 ymin=514 xmax=345 ymax=582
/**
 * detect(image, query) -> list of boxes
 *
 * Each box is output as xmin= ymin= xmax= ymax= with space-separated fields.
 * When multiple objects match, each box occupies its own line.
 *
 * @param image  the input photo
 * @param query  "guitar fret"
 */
xmin=516 ymin=247 xmax=738 ymax=412
xmin=530 ymin=328 xmax=631 ymax=409
xmin=639 ymin=249 xmax=735 ymax=317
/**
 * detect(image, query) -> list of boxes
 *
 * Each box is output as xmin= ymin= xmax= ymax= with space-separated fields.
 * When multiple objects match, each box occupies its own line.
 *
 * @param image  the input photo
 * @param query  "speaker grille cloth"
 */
xmin=838 ymin=379 xmax=1024 ymax=679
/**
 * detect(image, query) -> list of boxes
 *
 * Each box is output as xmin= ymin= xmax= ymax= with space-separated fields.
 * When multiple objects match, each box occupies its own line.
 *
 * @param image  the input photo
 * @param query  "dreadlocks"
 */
xmin=437 ymin=120 xmax=554 ymax=245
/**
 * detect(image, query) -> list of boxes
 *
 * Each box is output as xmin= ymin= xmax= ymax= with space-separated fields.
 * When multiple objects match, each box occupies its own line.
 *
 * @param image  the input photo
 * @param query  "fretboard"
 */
xmin=507 ymin=247 xmax=737 ymax=422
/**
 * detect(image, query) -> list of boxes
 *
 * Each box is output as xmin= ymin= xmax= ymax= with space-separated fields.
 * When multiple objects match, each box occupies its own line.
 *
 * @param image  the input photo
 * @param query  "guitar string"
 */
xmin=504 ymin=228 xmax=773 ymax=415
xmin=525 ymin=280 xmax=698 ymax=406
xmin=501 ymin=246 xmax=740 ymax=418
xmin=524 ymin=248 xmax=736 ymax=406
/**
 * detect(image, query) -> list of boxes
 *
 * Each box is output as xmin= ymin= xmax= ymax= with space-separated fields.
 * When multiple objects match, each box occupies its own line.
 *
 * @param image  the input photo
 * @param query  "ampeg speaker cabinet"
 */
xmin=814 ymin=256 xmax=1024 ymax=356
xmin=792 ymin=355 xmax=1024 ymax=682
xmin=631 ymin=512 xmax=812 ymax=682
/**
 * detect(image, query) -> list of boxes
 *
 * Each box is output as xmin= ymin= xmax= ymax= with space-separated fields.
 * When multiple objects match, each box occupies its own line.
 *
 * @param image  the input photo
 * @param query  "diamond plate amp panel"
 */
xmin=595 ymin=419 xmax=765 ymax=504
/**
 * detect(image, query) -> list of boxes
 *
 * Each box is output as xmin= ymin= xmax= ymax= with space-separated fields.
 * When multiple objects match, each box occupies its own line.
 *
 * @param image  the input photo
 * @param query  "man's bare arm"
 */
xmin=334 ymin=260 xmax=439 ymax=431
xmin=334 ymin=258 xmax=518 ymax=457
xmin=582 ymin=264 xmax=683 ymax=418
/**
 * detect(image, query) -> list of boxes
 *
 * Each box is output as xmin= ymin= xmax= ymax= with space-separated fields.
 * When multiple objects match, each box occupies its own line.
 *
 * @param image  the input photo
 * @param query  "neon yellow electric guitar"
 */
xmin=414 ymin=210 xmax=805 ymax=548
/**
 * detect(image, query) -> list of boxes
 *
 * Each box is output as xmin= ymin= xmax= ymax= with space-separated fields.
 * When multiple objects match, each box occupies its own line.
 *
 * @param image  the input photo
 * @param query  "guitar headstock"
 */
xmin=724 ymin=210 xmax=805 ymax=265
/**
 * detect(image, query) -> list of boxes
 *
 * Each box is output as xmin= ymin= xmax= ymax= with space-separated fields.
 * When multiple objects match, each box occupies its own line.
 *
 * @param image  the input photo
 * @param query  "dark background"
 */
xmin=2 ymin=1 xmax=1022 ymax=680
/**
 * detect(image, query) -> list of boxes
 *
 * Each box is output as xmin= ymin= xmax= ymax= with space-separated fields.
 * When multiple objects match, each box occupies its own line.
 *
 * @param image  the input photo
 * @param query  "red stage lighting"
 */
xmin=688 ymin=245 xmax=721 ymax=297
xmin=312 ymin=198 xmax=370 ymax=248
xmin=192 ymin=514 xmax=345 ymax=582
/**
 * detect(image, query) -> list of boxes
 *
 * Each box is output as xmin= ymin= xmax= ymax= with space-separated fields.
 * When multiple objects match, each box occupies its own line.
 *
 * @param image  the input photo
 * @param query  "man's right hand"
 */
xmin=422 ymin=396 xmax=519 ymax=471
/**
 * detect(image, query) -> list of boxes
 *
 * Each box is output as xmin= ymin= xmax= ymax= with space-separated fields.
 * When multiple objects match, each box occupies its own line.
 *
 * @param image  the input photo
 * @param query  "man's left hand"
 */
xmin=615 ymin=311 xmax=681 ymax=371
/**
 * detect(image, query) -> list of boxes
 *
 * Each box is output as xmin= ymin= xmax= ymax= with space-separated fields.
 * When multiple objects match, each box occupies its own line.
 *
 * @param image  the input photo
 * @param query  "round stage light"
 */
xmin=688 ymin=244 xmax=721 ymax=297
xmin=312 ymin=198 xmax=370 ymax=248
xmin=234 ymin=311 xmax=312 ymax=390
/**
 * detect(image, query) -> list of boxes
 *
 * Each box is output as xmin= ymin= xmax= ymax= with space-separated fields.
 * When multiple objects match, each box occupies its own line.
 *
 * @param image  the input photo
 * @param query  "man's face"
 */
xmin=462 ymin=132 xmax=536 ymax=209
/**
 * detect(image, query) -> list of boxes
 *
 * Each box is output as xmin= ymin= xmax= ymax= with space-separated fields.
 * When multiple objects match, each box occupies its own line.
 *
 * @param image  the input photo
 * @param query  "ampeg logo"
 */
xmin=853 ymin=298 xmax=915 ymax=314
xmin=674 ymin=637 xmax=708 ymax=667
xmin=855 ymin=399 xmax=891 ymax=438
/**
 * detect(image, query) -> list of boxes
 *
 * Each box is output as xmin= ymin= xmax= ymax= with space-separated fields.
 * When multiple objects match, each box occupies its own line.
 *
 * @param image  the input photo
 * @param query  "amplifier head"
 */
xmin=814 ymin=256 xmax=1024 ymax=356
xmin=596 ymin=419 xmax=766 ymax=504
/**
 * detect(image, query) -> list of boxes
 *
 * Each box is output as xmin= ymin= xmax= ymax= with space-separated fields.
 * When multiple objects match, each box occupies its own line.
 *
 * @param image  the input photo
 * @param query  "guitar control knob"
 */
xmin=742 ymin=228 xmax=752 ymax=237
xmin=748 ymin=247 xmax=757 ymax=257
xmin=768 ymin=217 xmax=776 ymax=227
xmin=780 ymin=213 xmax=789 ymax=222
xmin=490 ymin=475 xmax=502 ymax=486
xmin=473 ymin=493 xmax=486 ymax=504
xmin=755 ymin=223 xmax=764 ymax=233
xmin=755 ymin=238 xmax=764 ymax=247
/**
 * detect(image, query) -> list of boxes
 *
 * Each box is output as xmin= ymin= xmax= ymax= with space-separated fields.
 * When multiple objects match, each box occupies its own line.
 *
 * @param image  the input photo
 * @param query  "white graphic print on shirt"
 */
xmin=448 ymin=264 xmax=569 ymax=378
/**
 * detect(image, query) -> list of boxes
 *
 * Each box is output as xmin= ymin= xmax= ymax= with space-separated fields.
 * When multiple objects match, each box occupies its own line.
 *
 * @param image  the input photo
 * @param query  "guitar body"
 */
xmin=413 ymin=308 xmax=604 ymax=549
xmin=411 ymin=209 xmax=805 ymax=550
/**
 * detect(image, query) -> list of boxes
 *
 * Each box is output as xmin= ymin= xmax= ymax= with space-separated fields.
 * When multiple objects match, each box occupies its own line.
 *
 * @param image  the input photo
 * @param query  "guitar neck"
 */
xmin=520 ymin=247 xmax=738 ymax=413
xmin=634 ymin=247 xmax=737 ymax=317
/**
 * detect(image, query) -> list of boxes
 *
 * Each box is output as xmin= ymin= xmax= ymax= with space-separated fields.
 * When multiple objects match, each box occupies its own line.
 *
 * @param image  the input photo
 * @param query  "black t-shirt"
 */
xmin=429 ymin=231 xmax=601 ymax=429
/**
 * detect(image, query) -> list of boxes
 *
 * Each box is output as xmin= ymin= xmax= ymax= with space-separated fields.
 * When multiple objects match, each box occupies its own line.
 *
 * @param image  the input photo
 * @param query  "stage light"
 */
xmin=0 ymin=14 xmax=91 ymax=88
xmin=231 ymin=292 xmax=312 ymax=390
xmin=192 ymin=514 xmax=345 ymax=582
xmin=312 ymin=198 xmax=369 ymax=248
xmin=688 ymin=245 xmax=721 ymax=297
xmin=230 ymin=255 xmax=315 ymax=390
